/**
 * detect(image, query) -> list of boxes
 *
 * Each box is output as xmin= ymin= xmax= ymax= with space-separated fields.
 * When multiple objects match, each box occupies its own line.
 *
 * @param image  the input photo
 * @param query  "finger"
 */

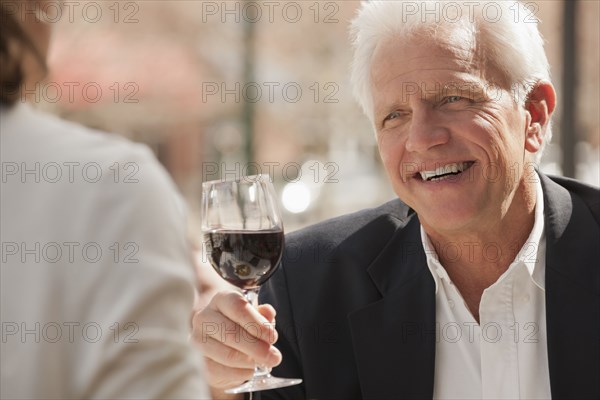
xmin=203 ymin=357 xmax=254 ymax=390
xmin=257 ymin=304 xmax=276 ymax=324
xmin=200 ymin=337 xmax=255 ymax=369
xmin=213 ymin=291 xmax=278 ymax=343
xmin=256 ymin=305 xmax=278 ymax=344
xmin=193 ymin=306 xmax=282 ymax=368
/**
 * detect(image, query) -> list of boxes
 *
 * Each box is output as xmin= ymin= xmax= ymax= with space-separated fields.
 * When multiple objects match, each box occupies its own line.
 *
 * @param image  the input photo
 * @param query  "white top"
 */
xmin=1 ymin=103 xmax=209 ymax=399
xmin=421 ymin=177 xmax=551 ymax=399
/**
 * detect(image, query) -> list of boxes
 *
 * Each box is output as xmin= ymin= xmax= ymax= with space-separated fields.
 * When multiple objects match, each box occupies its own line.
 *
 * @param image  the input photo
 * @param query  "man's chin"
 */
xmin=416 ymin=206 xmax=483 ymax=235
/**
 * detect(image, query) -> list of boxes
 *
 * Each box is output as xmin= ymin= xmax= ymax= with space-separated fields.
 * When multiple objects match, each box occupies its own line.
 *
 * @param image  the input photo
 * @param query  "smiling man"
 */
xmin=369 ymin=28 xmax=554 ymax=325
xmin=193 ymin=1 xmax=599 ymax=399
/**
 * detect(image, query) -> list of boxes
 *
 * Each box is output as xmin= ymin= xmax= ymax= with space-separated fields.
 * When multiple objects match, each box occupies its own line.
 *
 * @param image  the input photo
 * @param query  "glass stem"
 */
xmin=243 ymin=287 xmax=260 ymax=308
xmin=243 ymin=288 xmax=272 ymax=378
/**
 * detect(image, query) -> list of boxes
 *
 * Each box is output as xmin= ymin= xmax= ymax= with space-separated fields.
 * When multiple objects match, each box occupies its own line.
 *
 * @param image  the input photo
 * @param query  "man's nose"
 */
xmin=404 ymin=107 xmax=450 ymax=153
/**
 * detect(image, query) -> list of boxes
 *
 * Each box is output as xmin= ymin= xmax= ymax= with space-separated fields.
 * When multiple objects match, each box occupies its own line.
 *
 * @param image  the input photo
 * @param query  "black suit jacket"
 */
xmin=259 ymin=174 xmax=599 ymax=399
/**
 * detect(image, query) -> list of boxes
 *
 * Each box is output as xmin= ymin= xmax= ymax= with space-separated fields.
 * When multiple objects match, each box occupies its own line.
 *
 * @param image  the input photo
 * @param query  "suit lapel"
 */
xmin=542 ymin=175 xmax=600 ymax=398
xmin=348 ymin=215 xmax=436 ymax=399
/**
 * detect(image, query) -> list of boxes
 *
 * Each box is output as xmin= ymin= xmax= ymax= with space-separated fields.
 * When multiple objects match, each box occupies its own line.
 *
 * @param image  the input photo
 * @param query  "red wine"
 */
xmin=204 ymin=230 xmax=284 ymax=289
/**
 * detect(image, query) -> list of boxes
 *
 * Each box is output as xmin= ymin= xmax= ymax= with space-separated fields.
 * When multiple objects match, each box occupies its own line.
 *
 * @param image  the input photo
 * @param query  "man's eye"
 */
xmin=384 ymin=111 xmax=403 ymax=122
xmin=445 ymin=96 xmax=463 ymax=104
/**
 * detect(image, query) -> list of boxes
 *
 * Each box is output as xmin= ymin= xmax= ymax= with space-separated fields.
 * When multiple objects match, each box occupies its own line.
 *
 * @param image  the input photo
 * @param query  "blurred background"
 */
xmin=30 ymin=0 xmax=599 ymax=236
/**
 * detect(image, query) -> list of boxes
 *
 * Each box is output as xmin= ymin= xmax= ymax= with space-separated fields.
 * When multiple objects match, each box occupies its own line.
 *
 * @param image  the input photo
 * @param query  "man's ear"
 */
xmin=524 ymin=80 xmax=557 ymax=154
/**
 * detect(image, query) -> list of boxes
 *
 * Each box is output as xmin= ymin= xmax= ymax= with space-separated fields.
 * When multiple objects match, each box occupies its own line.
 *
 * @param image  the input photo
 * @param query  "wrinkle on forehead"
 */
xmin=371 ymin=25 xmax=481 ymax=86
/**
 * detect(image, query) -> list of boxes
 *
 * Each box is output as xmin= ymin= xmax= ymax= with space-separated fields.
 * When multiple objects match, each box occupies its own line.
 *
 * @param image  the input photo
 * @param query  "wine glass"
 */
xmin=201 ymin=174 xmax=302 ymax=394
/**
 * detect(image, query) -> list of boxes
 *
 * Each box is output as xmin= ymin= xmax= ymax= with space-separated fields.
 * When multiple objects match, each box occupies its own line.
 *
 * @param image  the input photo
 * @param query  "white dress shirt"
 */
xmin=1 ymin=103 xmax=209 ymax=399
xmin=421 ymin=176 xmax=552 ymax=399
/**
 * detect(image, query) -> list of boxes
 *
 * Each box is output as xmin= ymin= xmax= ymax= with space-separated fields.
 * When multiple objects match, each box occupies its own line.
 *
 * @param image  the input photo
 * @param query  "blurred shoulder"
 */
xmin=1 ymin=102 xmax=157 ymax=168
xmin=1 ymin=102 xmax=177 ymax=199
xmin=1 ymin=103 xmax=185 ymax=238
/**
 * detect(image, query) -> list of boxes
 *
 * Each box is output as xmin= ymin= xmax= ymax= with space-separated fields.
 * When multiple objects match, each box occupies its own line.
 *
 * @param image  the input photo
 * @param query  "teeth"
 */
xmin=420 ymin=162 xmax=470 ymax=181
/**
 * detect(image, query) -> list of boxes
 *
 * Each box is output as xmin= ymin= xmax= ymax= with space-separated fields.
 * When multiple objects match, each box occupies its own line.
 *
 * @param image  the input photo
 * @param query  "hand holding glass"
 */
xmin=201 ymin=174 xmax=302 ymax=394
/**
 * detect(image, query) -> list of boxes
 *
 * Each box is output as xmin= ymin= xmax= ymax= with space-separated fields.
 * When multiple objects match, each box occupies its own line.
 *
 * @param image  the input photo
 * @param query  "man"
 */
xmin=193 ymin=1 xmax=599 ymax=398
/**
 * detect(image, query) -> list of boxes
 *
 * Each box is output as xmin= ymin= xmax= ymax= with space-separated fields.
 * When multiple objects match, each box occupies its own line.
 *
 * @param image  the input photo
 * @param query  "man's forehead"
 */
xmin=371 ymin=33 xmax=478 ymax=84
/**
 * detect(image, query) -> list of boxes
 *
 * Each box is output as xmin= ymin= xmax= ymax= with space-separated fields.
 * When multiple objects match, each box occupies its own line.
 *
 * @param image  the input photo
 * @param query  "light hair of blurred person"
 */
xmin=1 ymin=0 xmax=210 ymax=398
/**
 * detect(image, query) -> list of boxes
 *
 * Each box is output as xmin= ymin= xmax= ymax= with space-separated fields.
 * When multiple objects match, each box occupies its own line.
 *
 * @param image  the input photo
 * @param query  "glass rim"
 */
xmin=201 ymin=174 xmax=272 ymax=187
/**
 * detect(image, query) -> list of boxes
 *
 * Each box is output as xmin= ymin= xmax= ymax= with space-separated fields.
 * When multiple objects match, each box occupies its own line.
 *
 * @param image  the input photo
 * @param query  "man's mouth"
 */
xmin=418 ymin=161 xmax=475 ymax=182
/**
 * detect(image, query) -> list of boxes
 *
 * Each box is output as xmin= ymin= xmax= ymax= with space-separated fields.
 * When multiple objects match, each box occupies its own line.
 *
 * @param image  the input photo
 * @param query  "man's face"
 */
xmin=370 ymin=34 xmax=537 ymax=235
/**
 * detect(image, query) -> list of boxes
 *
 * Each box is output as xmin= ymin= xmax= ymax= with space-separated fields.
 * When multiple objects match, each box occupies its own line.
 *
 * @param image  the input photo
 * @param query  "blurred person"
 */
xmin=192 ymin=1 xmax=599 ymax=399
xmin=0 ymin=0 xmax=209 ymax=398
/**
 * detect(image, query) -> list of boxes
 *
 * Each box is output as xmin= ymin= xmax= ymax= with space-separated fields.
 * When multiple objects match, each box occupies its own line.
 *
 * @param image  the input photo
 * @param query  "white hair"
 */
xmin=350 ymin=0 xmax=552 ymax=159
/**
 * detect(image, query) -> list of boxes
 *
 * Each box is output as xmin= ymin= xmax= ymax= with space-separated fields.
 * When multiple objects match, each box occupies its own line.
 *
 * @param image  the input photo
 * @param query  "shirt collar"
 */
xmin=519 ymin=174 xmax=546 ymax=290
xmin=421 ymin=173 xmax=546 ymax=294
